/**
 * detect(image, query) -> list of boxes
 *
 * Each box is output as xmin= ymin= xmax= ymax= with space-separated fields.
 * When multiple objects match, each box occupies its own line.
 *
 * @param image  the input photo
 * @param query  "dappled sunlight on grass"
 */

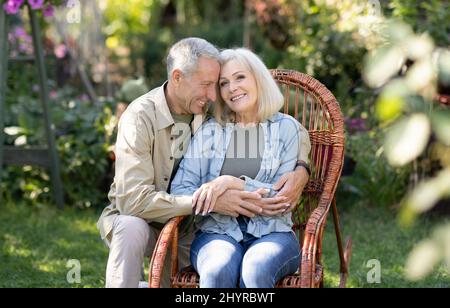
xmin=35 ymin=259 xmax=63 ymax=273
xmin=53 ymin=238 xmax=72 ymax=250
xmin=322 ymin=204 xmax=450 ymax=288
xmin=71 ymin=219 xmax=100 ymax=235
xmin=3 ymin=234 xmax=32 ymax=258
xmin=1 ymin=201 xmax=448 ymax=287
xmin=0 ymin=203 xmax=108 ymax=287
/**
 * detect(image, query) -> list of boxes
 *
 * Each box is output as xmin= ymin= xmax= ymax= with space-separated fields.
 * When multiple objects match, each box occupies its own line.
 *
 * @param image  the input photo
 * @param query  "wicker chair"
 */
xmin=148 ymin=69 xmax=352 ymax=288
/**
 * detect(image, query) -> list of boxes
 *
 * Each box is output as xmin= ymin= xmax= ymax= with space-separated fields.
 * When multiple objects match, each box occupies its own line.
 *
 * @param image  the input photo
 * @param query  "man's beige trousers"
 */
xmin=105 ymin=215 xmax=192 ymax=288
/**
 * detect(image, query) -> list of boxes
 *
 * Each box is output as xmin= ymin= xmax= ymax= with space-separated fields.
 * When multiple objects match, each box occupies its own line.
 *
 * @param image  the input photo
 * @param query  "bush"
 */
xmin=2 ymin=83 xmax=115 ymax=209
xmin=337 ymin=129 xmax=412 ymax=208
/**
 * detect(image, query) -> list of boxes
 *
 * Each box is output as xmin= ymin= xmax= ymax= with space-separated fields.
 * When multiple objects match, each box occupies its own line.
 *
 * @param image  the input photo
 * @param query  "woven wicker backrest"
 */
xmin=271 ymin=69 xmax=345 ymax=246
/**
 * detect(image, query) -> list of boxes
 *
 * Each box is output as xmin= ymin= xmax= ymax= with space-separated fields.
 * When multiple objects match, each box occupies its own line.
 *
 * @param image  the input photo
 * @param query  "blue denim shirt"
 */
xmin=170 ymin=112 xmax=303 ymax=242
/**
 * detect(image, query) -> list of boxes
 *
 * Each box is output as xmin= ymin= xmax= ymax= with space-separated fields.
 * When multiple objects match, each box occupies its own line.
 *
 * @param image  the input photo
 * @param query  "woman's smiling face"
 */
xmin=219 ymin=60 xmax=258 ymax=119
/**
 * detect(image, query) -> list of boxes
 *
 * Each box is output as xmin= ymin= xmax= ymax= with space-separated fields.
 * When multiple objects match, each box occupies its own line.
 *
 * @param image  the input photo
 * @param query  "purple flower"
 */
xmin=23 ymin=34 xmax=32 ymax=43
xmin=27 ymin=0 xmax=44 ymax=10
xmin=3 ymin=0 xmax=22 ymax=15
xmin=13 ymin=27 xmax=27 ymax=38
xmin=17 ymin=42 xmax=33 ymax=55
xmin=43 ymin=4 xmax=54 ymax=17
xmin=18 ymin=43 xmax=28 ymax=52
xmin=345 ymin=117 xmax=368 ymax=134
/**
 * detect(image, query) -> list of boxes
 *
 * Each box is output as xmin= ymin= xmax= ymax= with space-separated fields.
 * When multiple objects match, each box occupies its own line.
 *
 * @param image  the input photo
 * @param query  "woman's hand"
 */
xmin=192 ymin=176 xmax=244 ymax=215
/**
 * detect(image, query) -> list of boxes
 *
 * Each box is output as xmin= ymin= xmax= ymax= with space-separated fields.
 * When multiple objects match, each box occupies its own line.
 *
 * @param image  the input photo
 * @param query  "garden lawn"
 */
xmin=0 ymin=201 xmax=449 ymax=288
xmin=0 ymin=203 xmax=108 ymax=288
xmin=322 ymin=203 xmax=450 ymax=288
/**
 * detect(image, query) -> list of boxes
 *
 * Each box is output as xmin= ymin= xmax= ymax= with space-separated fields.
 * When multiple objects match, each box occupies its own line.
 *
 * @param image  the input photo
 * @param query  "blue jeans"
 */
xmin=190 ymin=217 xmax=301 ymax=288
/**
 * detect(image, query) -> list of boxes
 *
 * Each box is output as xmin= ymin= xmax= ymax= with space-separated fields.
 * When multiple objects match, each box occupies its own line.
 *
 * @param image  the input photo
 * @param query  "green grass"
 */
xmin=0 ymin=201 xmax=449 ymax=287
xmin=0 ymin=203 xmax=108 ymax=288
xmin=322 ymin=204 xmax=450 ymax=288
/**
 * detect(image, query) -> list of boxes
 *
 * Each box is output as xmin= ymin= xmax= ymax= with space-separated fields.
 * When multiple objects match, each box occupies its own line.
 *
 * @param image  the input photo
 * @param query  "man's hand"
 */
xmin=192 ymin=176 xmax=244 ymax=215
xmin=272 ymin=167 xmax=309 ymax=212
xmin=213 ymin=189 xmax=265 ymax=218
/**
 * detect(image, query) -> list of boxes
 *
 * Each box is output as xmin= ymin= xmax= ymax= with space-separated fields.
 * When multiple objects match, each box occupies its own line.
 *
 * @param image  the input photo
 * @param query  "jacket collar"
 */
xmin=153 ymin=82 xmax=174 ymax=130
xmin=265 ymin=112 xmax=280 ymax=123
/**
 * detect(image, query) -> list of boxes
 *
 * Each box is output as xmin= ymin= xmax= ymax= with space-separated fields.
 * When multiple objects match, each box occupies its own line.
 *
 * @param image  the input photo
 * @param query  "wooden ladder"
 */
xmin=0 ymin=5 xmax=64 ymax=208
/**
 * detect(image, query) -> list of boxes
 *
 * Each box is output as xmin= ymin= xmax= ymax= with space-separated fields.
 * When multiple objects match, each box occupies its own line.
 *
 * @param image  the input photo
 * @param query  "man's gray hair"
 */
xmin=167 ymin=37 xmax=220 ymax=80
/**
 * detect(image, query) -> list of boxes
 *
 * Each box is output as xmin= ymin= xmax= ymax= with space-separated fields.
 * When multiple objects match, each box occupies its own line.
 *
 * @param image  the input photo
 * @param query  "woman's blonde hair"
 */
xmin=214 ymin=48 xmax=284 ymax=125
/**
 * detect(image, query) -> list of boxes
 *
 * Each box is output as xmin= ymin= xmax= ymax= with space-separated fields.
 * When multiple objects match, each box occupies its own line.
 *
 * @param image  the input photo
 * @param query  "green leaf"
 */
xmin=404 ymin=168 xmax=450 ymax=214
xmin=405 ymin=58 xmax=434 ymax=92
xmin=384 ymin=113 xmax=431 ymax=166
xmin=437 ymin=48 xmax=450 ymax=85
xmin=431 ymin=110 xmax=450 ymax=146
xmin=376 ymin=79 xmax=410 ymax=121
xmin=382 ymin=21 xmax=414 ymax=45
xmin=14 ymin=136 xmax=27 ymax=147
xmin=3 ymin=126 xmax=26 ymax=136
xmin=405 ymin=34 xmax=434 ymax=61
xmin=405 ymin=223 xmax=450 ymax=281
xmin=405 ymin=239 xmax=441 ymax=281
xmin=364 ymin=46 xmax=405 ymax=88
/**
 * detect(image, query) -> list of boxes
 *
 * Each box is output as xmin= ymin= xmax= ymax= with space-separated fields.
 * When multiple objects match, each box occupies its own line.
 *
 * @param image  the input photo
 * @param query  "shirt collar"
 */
xmin=154 ymin=82 xmax=174 ymax=130
xmin=263 ymin=113 xmax=279 ymax=124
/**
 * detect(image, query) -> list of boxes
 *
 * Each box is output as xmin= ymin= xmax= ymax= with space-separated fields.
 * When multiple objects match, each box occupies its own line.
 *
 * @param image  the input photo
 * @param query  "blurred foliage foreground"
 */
xmin=363 ymin=20 xmax=450 ymax=282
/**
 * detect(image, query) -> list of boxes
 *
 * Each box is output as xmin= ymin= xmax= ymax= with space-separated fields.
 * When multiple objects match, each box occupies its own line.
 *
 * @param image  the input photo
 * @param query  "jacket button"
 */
xmin=170 ymin=156 xmax=173 ymax=160
xmin=164 ymin=177 xmax=168 ymax=181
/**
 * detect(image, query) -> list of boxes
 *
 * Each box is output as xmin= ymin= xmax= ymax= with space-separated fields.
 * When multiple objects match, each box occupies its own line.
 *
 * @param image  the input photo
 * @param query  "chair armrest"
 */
xmin=148 ymin=216 xmax=185 ymax=288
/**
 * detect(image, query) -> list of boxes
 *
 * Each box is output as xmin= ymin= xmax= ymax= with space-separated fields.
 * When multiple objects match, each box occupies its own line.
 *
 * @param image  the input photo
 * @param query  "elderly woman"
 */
xmin=171 ymin=48 xmax=310 ymax=288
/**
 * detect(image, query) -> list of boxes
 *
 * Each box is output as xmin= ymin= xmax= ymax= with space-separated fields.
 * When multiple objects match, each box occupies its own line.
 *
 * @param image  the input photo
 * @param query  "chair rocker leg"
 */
xmin=331 ymin=197 xmax=352 ymax=288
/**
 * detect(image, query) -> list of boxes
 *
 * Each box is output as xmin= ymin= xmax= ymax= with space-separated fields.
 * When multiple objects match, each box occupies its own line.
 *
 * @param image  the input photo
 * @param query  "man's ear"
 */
xmin=171 ymin=69 xmax=182 ymax=85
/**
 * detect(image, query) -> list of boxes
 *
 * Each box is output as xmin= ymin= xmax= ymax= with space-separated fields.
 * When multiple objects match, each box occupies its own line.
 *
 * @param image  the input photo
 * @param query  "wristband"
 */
xmin=295 ymin=160 xmax=311 ymax=176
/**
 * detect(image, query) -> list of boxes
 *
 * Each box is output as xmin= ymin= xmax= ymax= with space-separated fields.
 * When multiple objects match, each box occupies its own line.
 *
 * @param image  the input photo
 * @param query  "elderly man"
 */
xmin=97 ymin=37 xmax=310 ymax=288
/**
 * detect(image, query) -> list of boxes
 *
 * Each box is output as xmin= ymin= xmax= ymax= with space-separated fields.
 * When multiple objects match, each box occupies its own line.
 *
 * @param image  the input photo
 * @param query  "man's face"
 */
xmin=176 ymin=57 xmax=220 ymax=115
